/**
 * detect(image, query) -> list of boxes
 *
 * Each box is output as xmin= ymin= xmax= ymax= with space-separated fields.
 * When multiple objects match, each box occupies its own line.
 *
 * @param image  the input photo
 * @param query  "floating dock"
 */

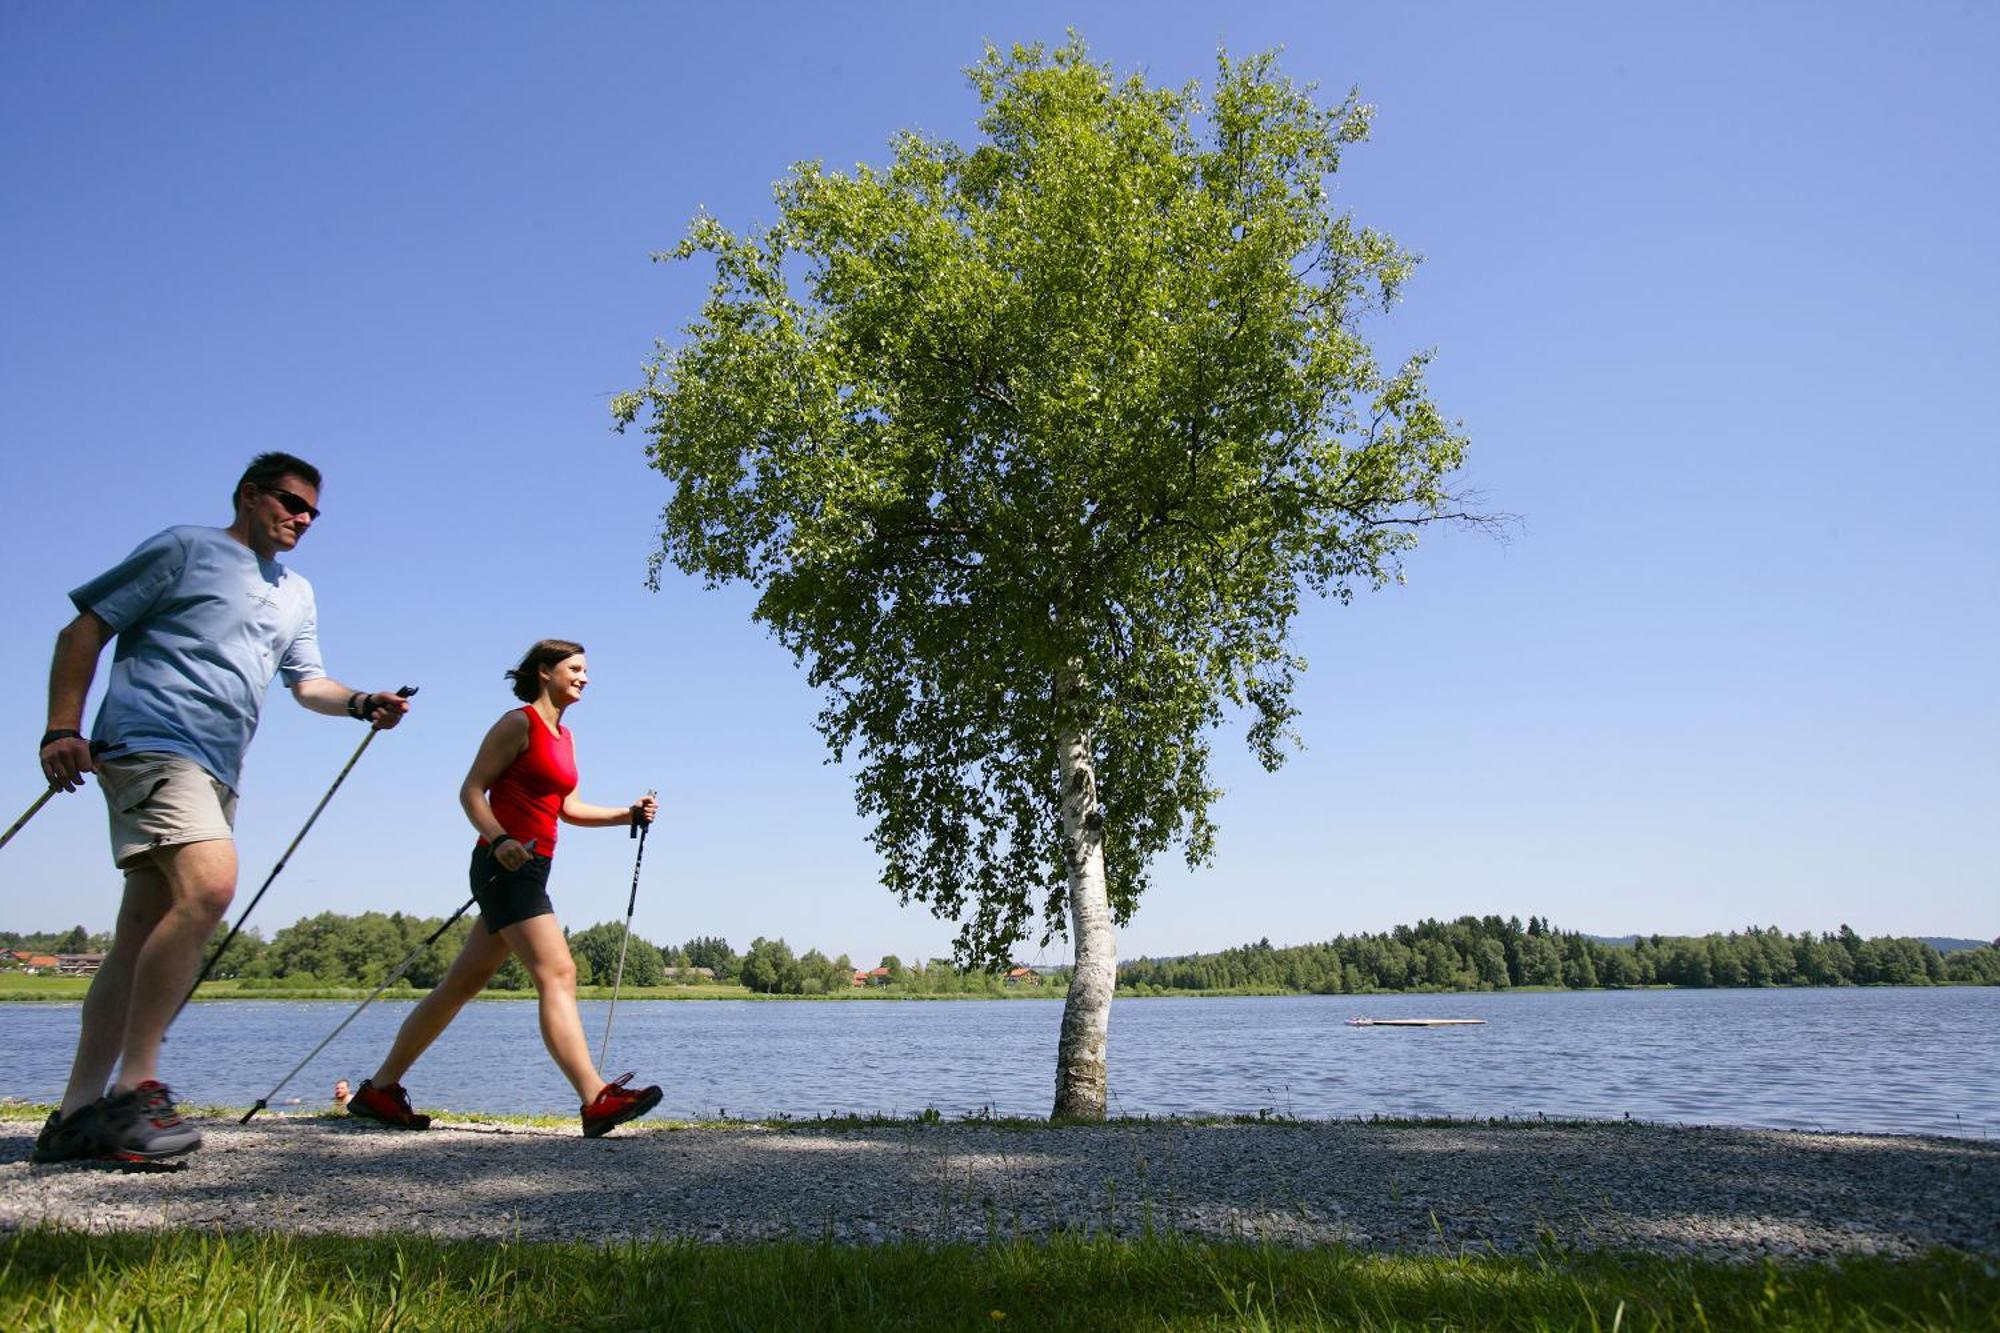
xmin=1345 ymin=1017 xmax=1486 ymax=1027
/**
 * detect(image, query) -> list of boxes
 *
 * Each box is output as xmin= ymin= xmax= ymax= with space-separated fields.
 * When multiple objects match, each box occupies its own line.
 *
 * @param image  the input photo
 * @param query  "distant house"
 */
xmin=20 ymin=954 xmax=61 ymax=974
xmin=56 ymin=954 xmax=105 ymax=977
xmin=659 ymin=966 xmax=716 ymax=982
xmin=852 ymin=967 xmax=892 ymax=988
xmin=1004 ymin=966 xmax=1041 ymax=987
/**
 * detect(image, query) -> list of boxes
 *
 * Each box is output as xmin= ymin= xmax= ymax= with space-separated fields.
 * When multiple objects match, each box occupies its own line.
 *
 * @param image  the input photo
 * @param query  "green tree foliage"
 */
xmin=569 ymin=922 xmax=666 ymax=988
xmin=1944 ymin=947 xmax=2000 ymax=984
xmin=1116 ymin=919 xmax=1997 ymax=994
xmin=680 ymin=936 xmax=739 ymax=980
xmin=798 ymin=948 xmax=844 ymax=995
xmin=78 ymin=907 xmax=1986 ymax=997
xmin=0 ymin=924 xmax=112 ymax=956
xmin=404 ymin=916 xmax=476 ymax=990
xmin=202 ymin=921 xmax=265 ymax=980
xmin=738 ymin=937 xmax=800 ymax=994
xmin=0 ymin=926 xmax=116 ymax=958
xmin=616 ymin=35 xmax=1475 ymax=1118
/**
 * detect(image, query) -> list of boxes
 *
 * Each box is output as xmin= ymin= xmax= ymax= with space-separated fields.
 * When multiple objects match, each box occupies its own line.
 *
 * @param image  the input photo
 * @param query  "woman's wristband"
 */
xmin=39 ymin=729 xmax=82 ymax=750
xmin=488 ymin=834 xmax=519 ymax=856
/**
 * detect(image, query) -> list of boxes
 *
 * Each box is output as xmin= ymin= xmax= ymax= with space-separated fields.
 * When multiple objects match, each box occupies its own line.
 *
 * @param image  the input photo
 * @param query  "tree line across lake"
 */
xmin=1120 ymin=917 xmax=2000 ymax=992
xmin=0 ymin=918 xmax=1033 ymax=996
xmin=7 ymin=914 xmax=1995 ymax=994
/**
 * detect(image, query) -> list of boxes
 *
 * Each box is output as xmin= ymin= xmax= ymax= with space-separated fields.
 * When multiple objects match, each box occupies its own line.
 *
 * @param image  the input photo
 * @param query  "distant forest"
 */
xmin=6 ymin=915 xmax=1996 ymax=993
xmin=1119 ymin=918 xmax=2000 ymax=992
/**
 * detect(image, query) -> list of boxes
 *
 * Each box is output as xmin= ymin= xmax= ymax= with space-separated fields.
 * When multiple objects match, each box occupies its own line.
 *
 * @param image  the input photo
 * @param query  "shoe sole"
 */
xmin=116 ymin=1158 xmax=190 ymax=1173
xmin=109 ymin=1137 xmax=201 ymax=1161
xmin=582 ymin=1086 xmax=663 ymax=1138
xmin=346 ymin=1109 xmax=432 ymax=1130
xmin=37 ymin=1155 xmax=189 ymax=1173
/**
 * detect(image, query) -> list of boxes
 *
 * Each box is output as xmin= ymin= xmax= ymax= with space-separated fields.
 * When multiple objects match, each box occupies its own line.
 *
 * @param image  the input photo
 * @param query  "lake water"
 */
xmin=3 ymin=987 xmax=1994 ymax=1139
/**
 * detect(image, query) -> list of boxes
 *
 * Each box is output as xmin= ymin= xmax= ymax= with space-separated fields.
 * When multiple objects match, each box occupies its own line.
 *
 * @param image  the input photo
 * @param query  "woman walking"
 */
xmin=348 ymin=639 xmax=662 ymax=1136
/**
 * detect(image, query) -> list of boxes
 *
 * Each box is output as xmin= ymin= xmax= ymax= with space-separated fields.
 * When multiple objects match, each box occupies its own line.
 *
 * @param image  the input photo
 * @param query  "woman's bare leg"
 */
xmin=500 ymin=914 xmax=603 ymax=1102
xmin=369 ymin=920 xmax=510 ymax=1087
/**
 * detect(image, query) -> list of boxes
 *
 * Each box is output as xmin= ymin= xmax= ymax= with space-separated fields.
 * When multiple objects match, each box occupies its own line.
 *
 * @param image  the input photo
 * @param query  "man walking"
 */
xmin=33 ymin=453 xmax=410 ymax=1163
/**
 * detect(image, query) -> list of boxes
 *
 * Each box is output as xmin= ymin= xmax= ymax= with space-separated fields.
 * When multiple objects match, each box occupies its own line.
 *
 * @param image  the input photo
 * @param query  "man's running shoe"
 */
xmin=100 ymin=1081 xmax=202 ymax=1160
xmin=31 ymin=1099 xmax=110 ymax=1164
xmin=346 ymin=1079 xmax=432 ymax=1130
xmin=581 ymin=1073 xmax=661 ymax=1138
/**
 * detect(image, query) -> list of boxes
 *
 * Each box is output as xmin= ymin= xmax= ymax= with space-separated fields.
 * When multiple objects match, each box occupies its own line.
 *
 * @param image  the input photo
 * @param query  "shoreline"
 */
xmin=3 ymin=1112 xmax=1993 ymax=1261
xmin=4 ymin=980 xmax=1993 ymax=1005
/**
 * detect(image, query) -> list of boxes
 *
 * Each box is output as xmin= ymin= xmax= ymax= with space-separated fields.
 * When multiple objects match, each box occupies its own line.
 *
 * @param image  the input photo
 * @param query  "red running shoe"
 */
xmin=581 ymin=1073 xmax=661 ymax=1138
xmin=346 ymin=1079 xmax=432 ymax=1130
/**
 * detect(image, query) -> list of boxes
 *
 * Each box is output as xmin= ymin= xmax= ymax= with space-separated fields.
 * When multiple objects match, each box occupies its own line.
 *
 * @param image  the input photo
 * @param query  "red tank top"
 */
xmin=484 ymin=706 xmax=578 ymax=851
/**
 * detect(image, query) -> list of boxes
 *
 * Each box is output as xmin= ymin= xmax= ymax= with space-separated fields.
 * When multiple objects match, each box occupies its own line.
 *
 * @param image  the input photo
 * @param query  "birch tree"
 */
xmin=616 ymin=38 xmax=1477 ymax=1118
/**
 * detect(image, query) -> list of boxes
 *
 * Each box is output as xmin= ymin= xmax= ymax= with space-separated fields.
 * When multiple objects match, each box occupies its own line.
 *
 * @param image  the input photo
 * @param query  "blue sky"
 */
xmin=2 ymin=2 xmax=1993 ymax=963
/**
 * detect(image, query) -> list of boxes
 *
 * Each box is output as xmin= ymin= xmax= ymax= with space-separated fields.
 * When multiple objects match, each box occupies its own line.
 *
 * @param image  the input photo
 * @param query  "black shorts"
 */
xmin=470 ymin=844 xmax=555 ymax=932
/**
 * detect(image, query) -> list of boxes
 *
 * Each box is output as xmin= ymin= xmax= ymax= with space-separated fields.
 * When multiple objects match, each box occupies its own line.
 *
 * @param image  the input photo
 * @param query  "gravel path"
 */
xmin=3 ymin=1116 xmax=1994 ymax=1262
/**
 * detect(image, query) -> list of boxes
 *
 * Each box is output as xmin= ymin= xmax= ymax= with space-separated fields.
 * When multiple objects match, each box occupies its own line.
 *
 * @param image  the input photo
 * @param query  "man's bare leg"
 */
xmin=112 ymin=838 xmax=237 ymax=1091
xmin=57 ymin=866 xmax=171 ymax=1116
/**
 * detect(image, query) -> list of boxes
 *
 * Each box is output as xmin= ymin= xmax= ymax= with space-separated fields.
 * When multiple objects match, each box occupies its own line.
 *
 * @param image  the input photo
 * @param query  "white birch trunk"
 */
xmin=1053 ymin=722 xmax=1115 ymax=1119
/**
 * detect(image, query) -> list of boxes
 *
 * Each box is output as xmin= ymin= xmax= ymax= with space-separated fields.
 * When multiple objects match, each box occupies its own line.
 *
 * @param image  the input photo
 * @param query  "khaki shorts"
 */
xmin=97 ymin=752 xmax=237 ymax=869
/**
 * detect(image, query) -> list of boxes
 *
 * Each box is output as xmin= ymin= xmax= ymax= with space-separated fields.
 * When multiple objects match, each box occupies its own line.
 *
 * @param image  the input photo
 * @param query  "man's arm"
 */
xmin=290 ymin=678 xmax=413 ymax=730
xmin=41 ymin=610 xmax=114 ymax=792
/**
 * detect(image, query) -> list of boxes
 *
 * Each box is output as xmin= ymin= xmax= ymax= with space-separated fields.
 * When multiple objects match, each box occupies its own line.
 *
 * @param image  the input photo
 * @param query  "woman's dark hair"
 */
xmin=506 ymin=639 xmax=585 ymax=702
xmin=232 ymin=452 xmax=323 ymax=509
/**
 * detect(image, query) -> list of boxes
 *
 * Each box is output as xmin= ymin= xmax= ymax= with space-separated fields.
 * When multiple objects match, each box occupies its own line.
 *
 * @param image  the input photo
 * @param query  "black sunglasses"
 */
xmin=262 ymin=485 xmax=321 ymax=520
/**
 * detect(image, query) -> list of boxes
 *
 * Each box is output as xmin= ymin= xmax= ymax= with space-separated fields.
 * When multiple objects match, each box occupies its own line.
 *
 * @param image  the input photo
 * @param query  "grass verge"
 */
xmin=0 ymin=976 xmax=1080 ymax=1003
xmin=0 ymin=1100 xmax=1661 ymax=1136
xmin=0 ymin=1228 xmax=1991 ymax=1332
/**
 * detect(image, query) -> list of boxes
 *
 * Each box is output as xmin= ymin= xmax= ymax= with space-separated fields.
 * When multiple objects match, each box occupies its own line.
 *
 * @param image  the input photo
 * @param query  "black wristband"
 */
xmin=489 ymin=835 xmax=518 ymax=855
xmin=39 ymin=729 xmax=82 ymax=750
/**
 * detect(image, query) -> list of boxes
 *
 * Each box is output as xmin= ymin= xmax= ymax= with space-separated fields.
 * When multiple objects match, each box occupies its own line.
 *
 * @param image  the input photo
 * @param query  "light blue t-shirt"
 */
xmin=69 ymin=525 xmax=326 ymax=793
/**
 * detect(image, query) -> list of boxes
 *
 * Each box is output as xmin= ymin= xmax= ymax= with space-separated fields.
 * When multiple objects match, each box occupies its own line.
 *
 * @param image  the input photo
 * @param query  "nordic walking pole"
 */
xmin=179 ymin=686 xmax=417 ymax=1019
xmin=597 ymin=795 xmax=654 ymax=1071
xmin=4 ymin=740 xmax=116 ymax=854
xmin=0 ymin=789 xmax=54 ymax=854
xmin=240 ymin=892 xmax=477 ymax=1124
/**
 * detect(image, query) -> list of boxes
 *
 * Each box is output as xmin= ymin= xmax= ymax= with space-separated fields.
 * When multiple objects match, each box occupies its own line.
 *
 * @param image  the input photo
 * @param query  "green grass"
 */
xmin=0 ymin=975 xmax=1067 ymax=1003
xmin=0 ymin=1099 xmax=1663 ymax=1136
xmin=0 ymin=975 xmax=90 ymax=1001
xmin=0 ymin=1228 xmax=1990 ymax=1331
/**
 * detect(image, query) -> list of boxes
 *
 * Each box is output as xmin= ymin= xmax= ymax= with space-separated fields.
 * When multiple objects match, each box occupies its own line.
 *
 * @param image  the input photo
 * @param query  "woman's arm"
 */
xmin=560 ymin=790 xmax=658 ymax=830
xmin=460 ymin=711 xmax=531 ymax=846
